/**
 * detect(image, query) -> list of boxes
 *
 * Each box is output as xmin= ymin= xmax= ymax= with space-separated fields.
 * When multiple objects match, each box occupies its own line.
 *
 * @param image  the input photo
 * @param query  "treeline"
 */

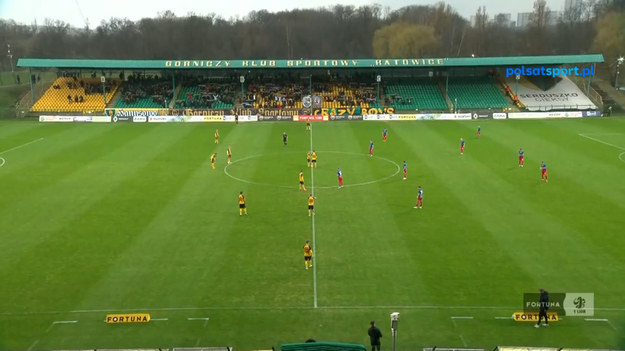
xmin=0 ymin=1 xmax=623 ymax=70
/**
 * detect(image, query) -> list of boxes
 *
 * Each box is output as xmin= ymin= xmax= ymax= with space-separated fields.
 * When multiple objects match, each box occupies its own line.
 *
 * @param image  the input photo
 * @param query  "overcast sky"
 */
xmin=0 ymin=0 xmax=567 ymax=28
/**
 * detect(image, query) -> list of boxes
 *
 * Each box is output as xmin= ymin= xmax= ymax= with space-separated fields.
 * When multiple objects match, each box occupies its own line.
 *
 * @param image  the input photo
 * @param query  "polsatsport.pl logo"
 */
xmin=506 ymin=66 xmax=595 ymax=78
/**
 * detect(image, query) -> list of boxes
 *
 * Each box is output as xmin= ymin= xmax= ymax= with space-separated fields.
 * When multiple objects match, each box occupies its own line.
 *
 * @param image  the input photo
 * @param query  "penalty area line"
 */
xmin=0 ymin=137 xmax=45 ymax=155
xmin=578 ymin=133 xmax=625 ymax=151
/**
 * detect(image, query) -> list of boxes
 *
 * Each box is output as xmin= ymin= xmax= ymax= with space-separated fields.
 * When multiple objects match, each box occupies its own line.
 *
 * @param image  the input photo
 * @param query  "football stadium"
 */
xmin=1 ymin=1 xmax=625 ymax=351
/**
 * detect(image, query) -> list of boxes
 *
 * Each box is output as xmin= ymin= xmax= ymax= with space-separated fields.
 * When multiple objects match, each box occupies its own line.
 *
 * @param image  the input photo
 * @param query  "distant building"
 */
xmin=517 ymin=12 xmax=531 ymax=27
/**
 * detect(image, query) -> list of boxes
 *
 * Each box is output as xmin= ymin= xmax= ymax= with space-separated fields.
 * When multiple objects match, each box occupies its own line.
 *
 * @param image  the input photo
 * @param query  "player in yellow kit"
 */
xmin=211 ymin=153 xmax=217 ymax=169
xmin=238 ymin=191 xmax=247 ymax=216
xmin=227 ymin=146 xmax=232 ymax=164
xmin=311 ymin=151 xmax=317 ymax=168
xmin=308 ymin=194 xmax=316 ymax=216
xmin=307 ymin=151 xmax=311 ymax=168
xmin=299 ymin=170 xmax=307 ymax=191
xmin=215 ymin=129 xmax=219 ymax=144
xmin=303 ymin=240 xmax=313 ymax=270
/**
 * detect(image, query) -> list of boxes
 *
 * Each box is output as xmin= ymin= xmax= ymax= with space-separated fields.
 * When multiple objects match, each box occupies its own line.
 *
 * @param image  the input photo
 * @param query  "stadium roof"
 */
xmin=18 ymin=55 xmax=604 ymax=70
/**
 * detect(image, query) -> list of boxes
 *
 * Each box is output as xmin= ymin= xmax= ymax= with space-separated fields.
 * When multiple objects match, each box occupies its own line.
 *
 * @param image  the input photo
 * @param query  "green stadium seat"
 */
xmin=447 ymin=77 xmax=510 ymax=109
xmin=385 ymin=81 xmax=448 ymax=110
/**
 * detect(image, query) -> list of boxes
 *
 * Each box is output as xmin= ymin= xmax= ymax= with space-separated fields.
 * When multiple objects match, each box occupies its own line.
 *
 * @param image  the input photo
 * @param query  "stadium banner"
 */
xmin=397 ymin=114 xmax=417 ymax=121
xmin=493 ymin=112 xmax=507 ymax=119
xmin=416 ymin=113 xmax=472 ymax=120
xmin=508 ymin=111 xmax=583 ymax=119
xmin=105 ymin=108 xmax=168 ymax=117
xmin=294 ymin=115 xmax=328 ymax=122
xmin=223 ymin=115 xmax=258 ymax=122
xmin=105 ymin=313 xmax=151 ymax=324
xmin=257 ymin=115 xmax=293 ymax=122
xmin=112 ymin=116 xmax=132 ymax=122
xmin=513 ymin=311 xmax=559 ymax=322
xmin=329 ymin=115 xmax=363 ymax=121
xmin=133 ymin=116 xmax=147 ymax=123
xmin=92 ymin=116 xmax=112 ymax=123
xmin=171 ymin=108 xmax=224 ymax=116
xmin=314 ymin=107 xmax=395 ymax=117
xmin=582 ymin=110 xmax=602 ymax=117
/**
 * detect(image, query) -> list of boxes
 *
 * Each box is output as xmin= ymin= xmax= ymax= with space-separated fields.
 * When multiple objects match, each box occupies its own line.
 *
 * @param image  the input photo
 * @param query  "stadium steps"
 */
xmin=31 ymin=77 xmax=119 ymax=113
xmin=447 ymin=77 xmax=509 ymax=109
xmin=385 ymin=81 xmax=448 ymax=110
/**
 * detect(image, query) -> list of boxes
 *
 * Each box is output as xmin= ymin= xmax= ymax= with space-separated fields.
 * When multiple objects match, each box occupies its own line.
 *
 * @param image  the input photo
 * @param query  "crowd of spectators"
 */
xmin=120 ymin=74 xmax=173 ymax=108
xmin=177 ymin=77 xmax=236 ymax=109
xmin=52 ymin=73 xmax=117 ymax=104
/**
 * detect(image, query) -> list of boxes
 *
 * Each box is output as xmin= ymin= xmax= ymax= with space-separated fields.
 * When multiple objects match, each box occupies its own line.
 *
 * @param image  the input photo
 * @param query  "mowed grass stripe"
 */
xmin=464 ymin=120 xmax=625 ymax=281
xmin=71 ymin=124 xmax=250 ymax=312
xmin=313 ymin=122 xmax=430 ymax=306
xmin=412 ymin=121 xmax=623 ymax=299
xmin=0 ymin=124 xmax=203 ymax=313
xmin=0 ymin=124 xmax=158 ymax=270
xmin=387 ymin=122 xmax=539 ymax=306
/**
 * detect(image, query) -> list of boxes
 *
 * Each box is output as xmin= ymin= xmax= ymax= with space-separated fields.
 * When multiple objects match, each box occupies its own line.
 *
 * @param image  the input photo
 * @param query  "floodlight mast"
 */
xmin=615 ymin=57 xmax=624 ymax=90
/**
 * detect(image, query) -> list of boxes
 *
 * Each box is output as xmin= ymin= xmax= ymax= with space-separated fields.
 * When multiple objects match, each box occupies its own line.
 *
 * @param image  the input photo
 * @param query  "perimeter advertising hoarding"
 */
xmin=294 ymin=115 xmax=328 ymax=122
xmin=329 ymin=115 xmax=363 ymax=121
xmin=416 ymin=113 xmax=472 ymax=120
xmin=508 ymin=111 xmax=583 ymax=119
xmin=223 ymin=115 xmax=258 ymax=122
xmin=257 ymin=115 xmax=293 ymax=122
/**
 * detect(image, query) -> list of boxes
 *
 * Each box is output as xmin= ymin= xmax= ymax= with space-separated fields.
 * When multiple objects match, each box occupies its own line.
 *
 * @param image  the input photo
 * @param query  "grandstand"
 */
xmin=31 ymin=76 xmax=119 ymax=112
xmin=114 ymin=75 xmax=173 ymax=109
xmin=385 ymin=80 xmax=448 ymax=110
xmin=447 ymin=77 xmax=510 ymax=109
xmin=175 ymin=80 xmax=235 ymax=110
xmin=19 ymin=55 xmax=603 ymax=115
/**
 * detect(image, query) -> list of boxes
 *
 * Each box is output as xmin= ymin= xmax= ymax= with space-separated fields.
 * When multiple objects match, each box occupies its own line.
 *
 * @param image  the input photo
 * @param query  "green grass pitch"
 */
xmin=0 ymin=118 xmax=624 ymax=351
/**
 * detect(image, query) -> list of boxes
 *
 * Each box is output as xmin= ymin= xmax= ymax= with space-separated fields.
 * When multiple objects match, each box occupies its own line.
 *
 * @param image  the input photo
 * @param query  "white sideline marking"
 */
xmin=3 ymin=304 xmax=625 ymax=316
xmin=187 ymin=317 xmax=210 ymax=320
xmin=585 ymin=318 xmax=617 ymax=330
xmin=578 ymin=133 xmax=625 ymax=151
xmin=309 ymin=123 xmax=318 ymax=309
xmin=151 ymin=318 xmax=168 ymax=321
xmin=0 ymin=137 xmax=44 ymax=155
xmin=451 ymin=316 xmax=474 ymax=319
xmin=495 ymin=316 xmax=512 ymax=319
xmin=53 ymin=320 xmax=78 ymax=324
xmin=27 ymin=340 xmax=39 ymax=351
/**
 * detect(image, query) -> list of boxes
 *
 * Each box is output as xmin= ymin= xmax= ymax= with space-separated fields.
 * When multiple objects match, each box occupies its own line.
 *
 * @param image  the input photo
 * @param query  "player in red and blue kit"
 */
xmin=519 ymin=148 xmax=525 ymax=167
xmin=337 ymin=168 xmax=343 ymax=188
xmin=477 ymin=125 xmax=481 ymax=138
xmin=369 ymin=140 xmax=374 ymax=156
xmin=540 ymin=161 xmax=548 ymax=182
xmin=460 ymin=138 xmax=465 ymax=155
xmin=414 ymin=186 xmax=423 ymax=208
xmin=383 ymin=128 xmax=388 ymax=142
xmin=402 ymin=161 xmax=407 ymax=180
